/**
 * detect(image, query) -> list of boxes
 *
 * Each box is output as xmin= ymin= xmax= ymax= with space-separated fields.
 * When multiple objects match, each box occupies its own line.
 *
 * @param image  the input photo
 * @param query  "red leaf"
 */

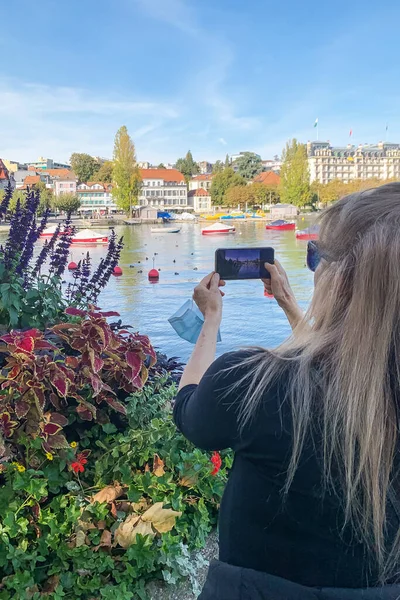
xmin=49 ymin=393 xmax=61 ymax=410
xmin=97 ymin=311 xmax=120 ymax=318
xmin=15 ymin=399 xmax=30 ymax=418
xmin=65 ymin=307 xmax=87 ymax=317
xmin=52 ymin=376 xmax=68 ymax=397
xmin=8 ymin=365 xmax=20 ymax=379
xmin=125 ymin=351 xmax=142 ymax=379
xmin=23 ymin=329 xmax=42 ymax=339
xmin=89 ymin=373 xmax=103 ymax=397
xmin=78 ymin=450 xmax=91 ymax=460
xmin=103 ymin=397 xmax=127 ymax=415
xmin=43 ymin=422 xmax=62 ymax=436
xmin=65 ymin=356 xmax=79 ymax=369
xmin=18 ymin=337 xmax=34 ymax=353
xmin=47 ymin=433 xmax=69 ymax=449
xmin=76 ymin=404 xmax=95 ymax=421
xmin=33 ymin=340 xmax=57 ymax=350
xmin=50 ymin=413 xmax=68 ymax=427
xmin=92 ymin=355 xmax=104 ymax=373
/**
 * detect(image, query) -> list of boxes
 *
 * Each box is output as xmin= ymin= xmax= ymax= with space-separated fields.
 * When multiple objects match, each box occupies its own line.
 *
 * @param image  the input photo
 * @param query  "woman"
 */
xmin=173 ymin=183 xmax=400 ymax=600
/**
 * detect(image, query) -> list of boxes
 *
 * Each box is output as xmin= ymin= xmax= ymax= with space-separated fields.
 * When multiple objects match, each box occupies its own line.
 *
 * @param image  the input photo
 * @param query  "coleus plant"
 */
xmin=0 ymin=308 xmax=156 ymax=454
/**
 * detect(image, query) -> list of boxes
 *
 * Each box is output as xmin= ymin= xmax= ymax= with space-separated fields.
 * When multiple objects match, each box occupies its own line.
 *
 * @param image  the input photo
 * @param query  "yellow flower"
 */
xmin=70 ymin=441 xmax=77 ymax=449
xmin=46 ymin=452 xmax=54 ymax=461
xmin=12 ymin=462 xmax=26 ymax=472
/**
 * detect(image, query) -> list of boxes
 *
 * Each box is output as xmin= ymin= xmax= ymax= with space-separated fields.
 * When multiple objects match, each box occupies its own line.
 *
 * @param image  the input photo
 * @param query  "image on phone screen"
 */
xmin=215 ymin=247 xmax=274 ymax=280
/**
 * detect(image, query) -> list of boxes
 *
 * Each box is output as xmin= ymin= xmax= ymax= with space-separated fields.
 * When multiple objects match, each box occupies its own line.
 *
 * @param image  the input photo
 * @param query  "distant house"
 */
xmin=0 ymin=159 xmax=15 ymax=191
xmin=15 ymin=169 xmax=50 ymax=188
xmin=187 ymin=188 xmax=212 ymax=213
xmin=197 ymin=161 xmax=212 ymax=175
xmin=253 ymin=171 xmax=281 ymax=186
xmin=270 ymin=204 xmax=297 ymax=219
xmin=189 ymin=174 xmax=213 ymax=192
xmin=28 ymin=157 xmax=70 ymax=171
xmin=54 ymin=177 xmax=77 ymax=197
xmin=139 ymin=168 xmax=187 ymax=208
xmin=77 ymin=182 xmax=116 ymax=214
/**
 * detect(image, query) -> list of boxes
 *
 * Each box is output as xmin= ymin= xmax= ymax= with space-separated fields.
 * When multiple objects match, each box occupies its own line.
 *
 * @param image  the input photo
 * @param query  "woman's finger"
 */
xmin=210 ymin=272 xmax=220 ymax=290
xmin=199 ymin=272 xmax=215 ymax=287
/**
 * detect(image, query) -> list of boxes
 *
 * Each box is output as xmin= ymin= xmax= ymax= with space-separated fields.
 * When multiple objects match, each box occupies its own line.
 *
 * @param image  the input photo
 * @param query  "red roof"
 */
xmin=77 ymin=182 xmax=113 ymax=191
xmin=188 ymin=188 xmax=210 ymax=197
xmin=253 ymin=171 xmax=280 ymax=185
xmin=191 ymin=174 xmax=213 ymax=181
xmin=43 ymin=169 xmax=73 ymax=178
xmin=140 ymin=168 xmax=185 ymax=183
xmin=24 ymin=175 xmax=41 ymax=185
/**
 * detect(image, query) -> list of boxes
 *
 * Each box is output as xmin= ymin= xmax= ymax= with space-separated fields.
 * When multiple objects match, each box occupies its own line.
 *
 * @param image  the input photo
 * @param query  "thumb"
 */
xmin=264 ymin=262 xmax=278 ymax=276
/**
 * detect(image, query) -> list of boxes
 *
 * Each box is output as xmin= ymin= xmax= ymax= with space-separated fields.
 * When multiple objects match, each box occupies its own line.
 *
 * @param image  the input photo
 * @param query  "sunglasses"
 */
xmin=306 ymin=240 xmax=321 ymax=272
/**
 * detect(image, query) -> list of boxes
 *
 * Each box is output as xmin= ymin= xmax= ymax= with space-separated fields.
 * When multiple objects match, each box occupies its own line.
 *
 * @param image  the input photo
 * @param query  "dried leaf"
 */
xmin=142 ymin=502 xmax=182 ymax=534
xmin=153 ymin=454 xmax=165 ymax=477
xmin=41 ymin=574 xmax=60 ymax=595
xmin=114 ymin=514 xmax=154 ymax=548
xmin=94 ymin=529 xmax=112 ymax=551
xmin=91 ymin=484 xmax=124 ymax=505
xmin=131 ymin=497 xmax=149 ymax=513
xmin=75 ymin=529 xmax=86 ymax=547
xmin=179 ymin=473 xmax=198 ymax=488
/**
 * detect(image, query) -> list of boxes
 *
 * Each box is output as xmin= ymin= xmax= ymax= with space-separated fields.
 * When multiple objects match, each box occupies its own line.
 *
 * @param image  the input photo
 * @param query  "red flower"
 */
xmin=210 ymin=451 xmax=222 ymax=476
xmin=71 ymin=452 xmax=89 ymax=474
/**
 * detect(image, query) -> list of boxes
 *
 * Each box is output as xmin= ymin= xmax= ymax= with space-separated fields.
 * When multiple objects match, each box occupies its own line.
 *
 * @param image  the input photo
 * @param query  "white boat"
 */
xmin=71 ymin=229 xmax=109 ymax=244
xmin=201 ymin=222 xmax=236 ymax=236
xmin=40 ymin=225 xmax=71 ymax=238
xmin=150 ymin=227 xmax=181 ymax=234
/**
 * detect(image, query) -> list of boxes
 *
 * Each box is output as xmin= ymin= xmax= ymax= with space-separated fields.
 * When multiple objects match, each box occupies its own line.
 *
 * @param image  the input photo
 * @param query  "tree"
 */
xmin=175 ymin=150 xmax=199 ymax=182
xmin=52 ymin=193 xmax=81 ymax=214
xmin=212 ymin=160 xmax=224 ymax=174
xmin=279 ymin=139 xmax=311 ymax=207
xmin=8 ymin=190 xmax=27 ymax=214
xmin=94 ymin=160 xmax=113 ymax=183
xmin=234 ymin=152 xmax=263 ymax=181
xmin=224 ymin=154 xmax=231 ymax=169
xmin=225 ymin=185 xmax=250 ymax=208
xmin=34 ymin=180 xmax=53 ymax=215
xmin=157 ymin=163 xmax=166 ymax=169
xmin=112 ymin=126 xmax=138 ymax=215
xmin=210 ymin=168 xmax=246 ymax=205
xmin=70 ymin=153 xmax=99 ymax=183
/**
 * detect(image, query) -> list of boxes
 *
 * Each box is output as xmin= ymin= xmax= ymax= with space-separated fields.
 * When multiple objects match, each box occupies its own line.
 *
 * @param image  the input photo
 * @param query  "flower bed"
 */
xmin=0 ymin=184 xmax=229 ymax=599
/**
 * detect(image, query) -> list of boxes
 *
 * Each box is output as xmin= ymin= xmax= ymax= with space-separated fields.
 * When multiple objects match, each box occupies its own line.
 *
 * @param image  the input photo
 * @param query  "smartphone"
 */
xmin=215 ymin=247 xmax=274 ymax=280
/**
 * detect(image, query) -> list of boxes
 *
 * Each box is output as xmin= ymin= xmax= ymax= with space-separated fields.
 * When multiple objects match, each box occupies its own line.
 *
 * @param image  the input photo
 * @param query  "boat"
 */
xmin=150 ymin=227 xmax=181 ymax=234
xmin=221 ymin=212 xmax=246 ymax=220
xmin=266 ymin=219 xmax=296 ymax=231
xmin=40 ymin=225 xmax=71 ymax=238
xmin=201 ymin=222 xmax=236 ymax=235
xmin=295 ymin=225 xmax=319 ymax=240
xmin=203 ymin=213 xmax=228 ymax=221
xmin=71 ymin=229 xmax=109 ymax=244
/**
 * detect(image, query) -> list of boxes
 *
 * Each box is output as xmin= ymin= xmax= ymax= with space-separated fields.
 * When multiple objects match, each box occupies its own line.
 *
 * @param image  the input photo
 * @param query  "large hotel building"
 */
xmin=307 ymin=141 xmax=400 ymax=184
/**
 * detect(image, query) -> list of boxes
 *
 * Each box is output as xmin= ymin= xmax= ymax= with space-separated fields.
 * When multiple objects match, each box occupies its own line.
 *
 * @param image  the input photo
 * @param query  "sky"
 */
xmin=1 ymin=0 xmax=400 ymax=165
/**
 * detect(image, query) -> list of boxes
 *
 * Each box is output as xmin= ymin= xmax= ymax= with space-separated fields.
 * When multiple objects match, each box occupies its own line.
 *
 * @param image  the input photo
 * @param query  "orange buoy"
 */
xmin=113 ymin=266 xmax=123 ymax=276
xmin=148 ymin=268 xmax=159 ymax=282
xmin=264 ymin=290 xmax=274 ymax=298
xmin=68 ymin=261 xmax=78 ymax=270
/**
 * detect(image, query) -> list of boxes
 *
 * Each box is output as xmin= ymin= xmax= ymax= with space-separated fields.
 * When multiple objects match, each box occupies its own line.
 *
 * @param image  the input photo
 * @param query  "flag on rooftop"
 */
xmin=314 ymin=118 xmax=318 ymax=128
xmin=349 ymin=129 xmax=353 ymax=137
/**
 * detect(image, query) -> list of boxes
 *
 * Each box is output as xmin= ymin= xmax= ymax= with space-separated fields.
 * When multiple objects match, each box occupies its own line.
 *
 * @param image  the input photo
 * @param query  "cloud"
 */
xmin=218 ymin=137 xmax=227 ymax=146
xmin=132 ymin=0 xmax=200 ymax=37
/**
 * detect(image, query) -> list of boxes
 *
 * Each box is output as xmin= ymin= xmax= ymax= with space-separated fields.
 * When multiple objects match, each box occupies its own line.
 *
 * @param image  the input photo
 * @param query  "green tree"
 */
xmin=52 ymin=193 xmax=81 ymax=214
xmin=212 ymin=160 xmax=224 ymax=174
xmin=94 ymin=160 xmax=113 ymax=183
xmin=225 ymin=185 xmax=250 ymax=208
xmin=112 ymin=126 xmax=138 ymax=215
xmin=279 ymin=139 xmax=311 ymax=207
xmin=234 ymin=152 xmax=263 ymax=181
xmin=176 ymin=150 xmax=198 ymax=182
xmin=8 ymin=190 xmax=27 ymax=213
xmin=157 ymin=163 xmax=166 ymax=169
xmin=70 ymin=153 xmax=98 ymax=183
xmin=210 ymin=168 xmax=246 ymax=205
xmin=33 ymin=180 xmax=54 ymax=215
xmin=224 ymin=154 xmax=231 ymax=169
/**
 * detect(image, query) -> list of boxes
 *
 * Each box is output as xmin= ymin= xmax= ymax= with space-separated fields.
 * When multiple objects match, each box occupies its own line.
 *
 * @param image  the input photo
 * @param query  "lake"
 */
xmin=94 ymin=220 xmax=316 ymax=361
xmin=0 ymin=220 xmax=316 ymax=361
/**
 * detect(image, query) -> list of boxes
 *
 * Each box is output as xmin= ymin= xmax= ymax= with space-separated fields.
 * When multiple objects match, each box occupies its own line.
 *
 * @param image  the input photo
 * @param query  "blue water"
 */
xmin=93 ymin=221 xmax=315 ymax=361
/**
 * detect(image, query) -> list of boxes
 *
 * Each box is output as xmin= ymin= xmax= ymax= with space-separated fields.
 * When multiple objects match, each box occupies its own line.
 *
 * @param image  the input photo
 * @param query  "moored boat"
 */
xmin=266 ymin=219 xmax=296 ymax=231
xmin=150 ymin=227 xmax=181 ymax=233
xmin=40 ymin=225 xmax=71 ymax=238
xmin=295 ymin=225 xmax=319 ymax=240
xmin=71 ymin=229 xmax=109 ymax=244
xmin=201 ymin=222 xmax=236 ymax=235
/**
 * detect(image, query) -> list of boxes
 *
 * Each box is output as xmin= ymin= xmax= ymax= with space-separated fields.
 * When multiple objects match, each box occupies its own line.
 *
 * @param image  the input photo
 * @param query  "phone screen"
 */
xmin=215 ymin=247 xmax=274 ymax=280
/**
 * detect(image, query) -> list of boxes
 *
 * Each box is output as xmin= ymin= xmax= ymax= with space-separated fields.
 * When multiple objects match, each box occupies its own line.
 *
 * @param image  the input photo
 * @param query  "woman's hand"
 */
xmin=262 ymin=260 xmax=303 ymax=330
xmin=193 ymin=272 xmax=225 ymax=324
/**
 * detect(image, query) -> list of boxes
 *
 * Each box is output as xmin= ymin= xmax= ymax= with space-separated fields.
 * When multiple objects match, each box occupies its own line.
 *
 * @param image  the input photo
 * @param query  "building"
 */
xmin=3 ymin=159 xmax=27 ymax=173
xmin=54 ymin=177 xmax=77 ymax=197
xmin=262 ymin=158 xmax=282 ymax=173
xmin=253 ymin=171 xmax=281 ymax=186
xmin=189 ymin=174 xmax=213 ymax=192
xmin=197 ymin=161 xmax=212 ymax=175
xmin=307 ymin=141 xmax=400 ymax=184
xmin=187 ymin=188 xmax=212 ymax=213
xmin=77 ymin=182 xmax=116 ymax=214
xmin=138 ymin=161 xmax=150 ymax=169
xmin=138 ymin=168 xmax=187 ymax=208
xmin=28 ymin=157 xmax=70 ymax=171
xmin=0 ymin=159 xmax=15 ymax=191
xmin=14 ymin=169 xmax=50 ymax=188
xmin=270 ymin=204 xmax=297 ymax=219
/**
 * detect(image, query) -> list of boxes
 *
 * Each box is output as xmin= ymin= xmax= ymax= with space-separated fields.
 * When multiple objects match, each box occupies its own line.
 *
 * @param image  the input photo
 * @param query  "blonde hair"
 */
xmin=236 ymin=183 xmax=400 ymax=582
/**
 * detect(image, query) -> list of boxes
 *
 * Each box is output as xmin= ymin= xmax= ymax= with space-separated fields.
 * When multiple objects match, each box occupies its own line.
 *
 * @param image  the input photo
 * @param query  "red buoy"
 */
xmin=264 ymin=289 xmax=274 ymax=298
xmin=148 ymin=269 xmax=159 ymax=282
xmin=68 ymin=261 xmax=78 ymax=270
xmin=113 ymin=266 xmax=123 ymax=276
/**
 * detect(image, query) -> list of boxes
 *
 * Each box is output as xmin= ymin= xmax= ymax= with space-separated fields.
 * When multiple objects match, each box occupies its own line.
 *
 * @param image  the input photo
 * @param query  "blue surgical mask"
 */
xmin=168 ymin=299 xmax=222 ymax=344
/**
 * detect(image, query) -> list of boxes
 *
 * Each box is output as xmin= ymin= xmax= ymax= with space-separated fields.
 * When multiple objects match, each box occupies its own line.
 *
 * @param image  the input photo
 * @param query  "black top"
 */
xmin=173 ymin=350 xmax=396 ymax=589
